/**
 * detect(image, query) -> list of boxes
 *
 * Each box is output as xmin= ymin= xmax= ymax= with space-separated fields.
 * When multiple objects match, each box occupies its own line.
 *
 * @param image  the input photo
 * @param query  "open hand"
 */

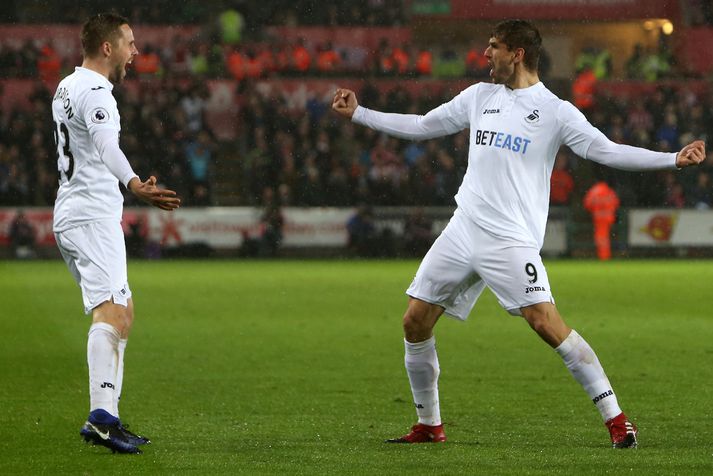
xmin=128 ymin=176 xmax=181 ymax=211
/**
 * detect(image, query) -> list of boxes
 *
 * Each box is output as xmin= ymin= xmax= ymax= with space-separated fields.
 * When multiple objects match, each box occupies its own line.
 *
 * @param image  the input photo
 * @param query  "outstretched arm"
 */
xmin=92 ymin=129 xmax=181 ymax=211
xmin=332 ymin=88 xmax=467 ymax=140
xmin=585 ymin=136 xmax=705 ymax=171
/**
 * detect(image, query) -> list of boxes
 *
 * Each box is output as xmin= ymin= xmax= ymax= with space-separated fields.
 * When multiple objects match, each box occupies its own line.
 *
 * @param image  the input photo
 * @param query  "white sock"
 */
xmin=113 ymin=338 xmax=127 ymax=418
xmin=555 ymin=329 xmax=622 ymax=421
xmin=404 ymin=336 xmax=442 ymax=426
xmin=87 ymin=322 xmax=120 ymax=415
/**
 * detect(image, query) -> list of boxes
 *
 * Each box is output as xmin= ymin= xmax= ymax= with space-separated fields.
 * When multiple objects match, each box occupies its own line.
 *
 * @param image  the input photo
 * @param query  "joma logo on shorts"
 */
xmin=100 ymin=382 xmax=115 ymax=389
xmin=592 ymin=389 xmax=613 ymax=404
xmin=524 ymin=286 xmax=546 ymax=294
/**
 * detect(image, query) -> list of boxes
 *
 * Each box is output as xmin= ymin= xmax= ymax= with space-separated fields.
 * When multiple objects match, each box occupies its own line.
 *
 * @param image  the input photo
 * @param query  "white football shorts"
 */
xmin=55 ymin=219 xmax=132 ymax=314
xmin=406 ymin=208 xmax=554 ymax=320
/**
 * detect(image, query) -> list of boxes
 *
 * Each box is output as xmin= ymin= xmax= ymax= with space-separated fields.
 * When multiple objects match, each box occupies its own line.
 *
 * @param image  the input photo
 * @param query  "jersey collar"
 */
xmin=75 ymin=66 xmax=114 ymax=91
xmin=506 ymin=81 xmax=544 ymax=97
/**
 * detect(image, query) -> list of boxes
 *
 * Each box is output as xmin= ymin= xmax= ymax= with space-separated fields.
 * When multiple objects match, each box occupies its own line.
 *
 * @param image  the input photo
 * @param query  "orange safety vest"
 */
xmin=37 ymin=48 xmax=61 ymax=82
xmin=227 ymin=51 xmax=246 ymax=80
xmin=392 ymin=47 xmax=410 ymax=74
xmin=133 ymin=52 xmax=160 ymax=75
xmin=583 ymin=182 xmax=619 ymax=223
xmin=572 ymin=69 xmax=597 ymax=110
xmin=316 ymin=49 xmax=339 ymax=72
xmin=466 ymin=49 xmax=488 ymax=71
xmin=292 ymin=45 xmax=311 ymax=72
xmin=415 ymin=50 xmax=432 ymax=76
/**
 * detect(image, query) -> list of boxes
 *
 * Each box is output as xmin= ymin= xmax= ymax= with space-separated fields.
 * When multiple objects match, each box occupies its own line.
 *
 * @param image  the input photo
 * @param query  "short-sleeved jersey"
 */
xmin=428 ymin=82 xmax=603 ymax=249
xmin=52 ymin=67 xmax=123 ymax=232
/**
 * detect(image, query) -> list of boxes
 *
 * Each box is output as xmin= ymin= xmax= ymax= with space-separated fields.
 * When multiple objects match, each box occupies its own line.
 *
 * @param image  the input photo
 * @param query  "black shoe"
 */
xmin=118 ymin=422 xmax=151 ymax=446
xmin=80 ymin=420 xmax=142 ymax=454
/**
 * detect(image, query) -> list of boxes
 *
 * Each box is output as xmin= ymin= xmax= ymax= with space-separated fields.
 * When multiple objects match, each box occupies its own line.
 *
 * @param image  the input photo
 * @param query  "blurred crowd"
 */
xmin=237 ymin=80 xmax=713 ymax=210
xmin=2 ymin=75 xmax=712 ymax=211
xmin=577 ymin=86 xmax=713 ymax=209
xmin=1 ymin=2 xmax=713 ymax=211
xmin=0 ymin=0 xmax=406 ymax=26
xmin=0 ymin=35 xmax=507 ymax=82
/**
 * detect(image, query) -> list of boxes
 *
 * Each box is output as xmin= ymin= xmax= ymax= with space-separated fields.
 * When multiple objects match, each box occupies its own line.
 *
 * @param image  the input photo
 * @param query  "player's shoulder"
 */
xmin=528 ymin=84 xmax=574 ymax=118
xmin=553 ymin=98 xmax=588 ymax=123
xmin=531 ymin=83 xmax=563 ymax=106
xmin=467 ymin=81 xmax=499 ymax=96
xmin=473 ymin=82 xmax=499 ymax=92
xmin=66 ymin=68 xmax=114 ymax=100
xmin=453 ymin=81 xmax=497 ymax=103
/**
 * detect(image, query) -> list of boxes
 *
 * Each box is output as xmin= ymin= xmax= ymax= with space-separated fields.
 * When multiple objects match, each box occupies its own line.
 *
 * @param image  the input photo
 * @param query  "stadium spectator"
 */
xmin=163 ymin=34 xmax=190 ymax=76
xmin=257 ymin=187 xmax=284 ymax=257
xmin=624 ymin=43 xmax=646 ymax=80
xmin=572 ymin=66 xmax=597 ymax=111
xmin=180 ymin=82 xmax=207 ymax=134
xmin=640 ymin=45 xmax=671 ymax=82
xmin=433 ymin=47 xmax=465 ymax=78
xmin=687 ymin=171 xmax=713 ymax=209
xmin=37 ymin=42 xmax=62 ymax=83
xmin=374 ymin=38 xmax=396 ymax=76
xmin=184 ymin=130 xmax=214 ymax=205
xmin=131 ymin=43 xmax=161 ymax=77
xmin=626 ymin=98 xmax=653 ymax=132
xmin=332 ymin=19 xmax=706 ymax=448
xmin=392 ymin=44 xmax=412 ymax=75
xmin=655 ymin=110 xmax=680 ymax=150
xmin=226 ymin=46 xmax=247 ymax=81
xmin=414 ymin=47 xmax=433 ymax=76
xmin=217 ymin=6 xmax=245 ymax=45
xmin=662 ymin=171 xmax=686 ymax=208
xmin=289 ymin=38 xmax=311 ymax=74
xmin=465 ymin=42 xmax=489 ymax=77
xmin=583 ymin=179 xmax=620 ymax=260
xmin=9 ymin=210 xmax=37 ymax=259
xmin=575 ymin=45 xmax=611 ymax=80
xmin=188 ymin=43 xmax=210 ymax=76
xmin=315 ymin=41 xmax=341 ymax=75
xmin=346 ymin=204 xmax=377 ymax=256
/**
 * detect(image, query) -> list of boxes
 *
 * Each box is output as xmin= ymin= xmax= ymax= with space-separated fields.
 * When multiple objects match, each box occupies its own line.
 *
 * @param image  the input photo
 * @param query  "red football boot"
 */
xmin=386 ymin=423 xmax=446 ymax=443
xmin=605 ymin=412 xmax=638 ymax=449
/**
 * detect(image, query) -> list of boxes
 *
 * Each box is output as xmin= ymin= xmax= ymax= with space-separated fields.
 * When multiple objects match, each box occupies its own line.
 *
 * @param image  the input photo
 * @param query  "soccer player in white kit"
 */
xmin=52 ymin=13 xmax=181 ymax=454
xmin=332 ymin=20 xmax=706 ymax=448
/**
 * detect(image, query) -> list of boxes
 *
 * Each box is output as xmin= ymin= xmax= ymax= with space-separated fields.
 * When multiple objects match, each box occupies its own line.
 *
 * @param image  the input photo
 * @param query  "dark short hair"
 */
xmin=80 ymin=12 xmax=130 ymax=58
xmin=491 ymin=20 xmax=542 ymax=71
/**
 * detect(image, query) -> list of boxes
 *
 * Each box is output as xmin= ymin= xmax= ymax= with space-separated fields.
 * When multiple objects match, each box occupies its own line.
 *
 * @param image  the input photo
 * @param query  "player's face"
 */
xmin=484 ymin=37 xmax=517 ymax=85
xmin=108 ymin=24 xmax=138 ymax=84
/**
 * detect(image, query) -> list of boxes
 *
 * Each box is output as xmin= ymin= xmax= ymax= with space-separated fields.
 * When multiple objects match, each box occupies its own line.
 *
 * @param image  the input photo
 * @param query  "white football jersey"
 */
xmin=444 ymin=82 xmax=602 ymax=248
xmin=52 ymin=67 xmax=124 ymax=232
xmin=354 ymin=82 xmax=607 ymax=249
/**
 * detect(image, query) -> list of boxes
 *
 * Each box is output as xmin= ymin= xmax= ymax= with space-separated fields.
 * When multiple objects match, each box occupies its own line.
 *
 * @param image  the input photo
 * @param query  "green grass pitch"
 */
xmin=1 ymin=259 xmax=712 ymax=475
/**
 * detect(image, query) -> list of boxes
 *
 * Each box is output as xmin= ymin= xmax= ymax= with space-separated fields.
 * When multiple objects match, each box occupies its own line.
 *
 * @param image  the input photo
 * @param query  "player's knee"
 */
xmin=402 ymin=301 xmax=439 ymax=341
xmin=93 ymin=300 xmax=132 ymax=336
xmin=522 ymin=304 xmax=553 ymax=335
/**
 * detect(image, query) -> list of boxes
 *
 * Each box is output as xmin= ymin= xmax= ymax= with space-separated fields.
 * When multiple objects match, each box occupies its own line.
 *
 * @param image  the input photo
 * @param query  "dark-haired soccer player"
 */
xmin=333 ymin=19 xmax=705 ymax=448
xmin=51 ymin=12 xmax=181 ymax=454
